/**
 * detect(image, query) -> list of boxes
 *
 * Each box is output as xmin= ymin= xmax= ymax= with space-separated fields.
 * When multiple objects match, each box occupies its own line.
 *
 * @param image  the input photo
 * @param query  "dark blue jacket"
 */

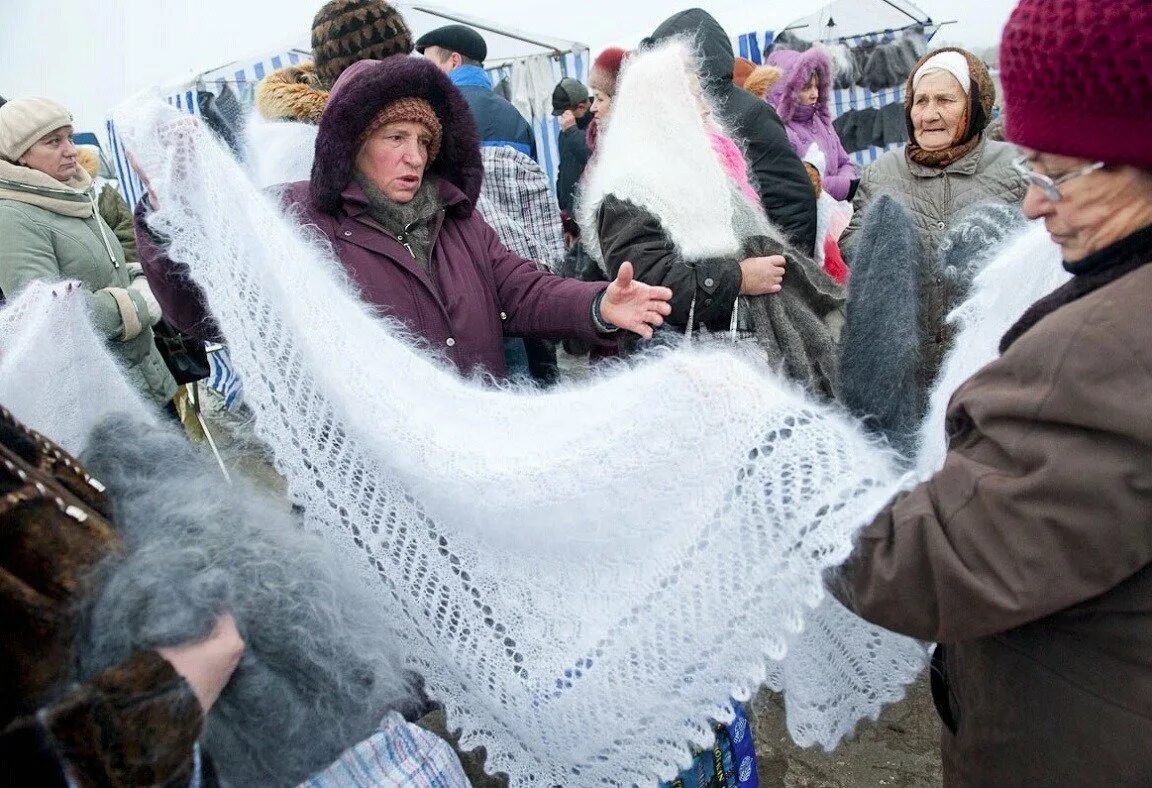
xmin=450 ymin=66 xmax=537 ymax=160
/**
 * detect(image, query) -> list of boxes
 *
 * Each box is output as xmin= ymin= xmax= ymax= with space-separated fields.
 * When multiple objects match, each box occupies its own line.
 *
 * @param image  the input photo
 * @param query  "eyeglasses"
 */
xmin=1012 ymin=156 xmax=1105 ymax=202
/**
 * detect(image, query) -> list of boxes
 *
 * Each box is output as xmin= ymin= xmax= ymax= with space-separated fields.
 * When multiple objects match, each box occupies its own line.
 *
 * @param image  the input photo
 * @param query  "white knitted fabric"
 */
xmin=102 ymin=96 xmax=934 ymax=784
xmin=579 ymin=40 xmax=747 ymax=265
xmin=916 ymin=222 xmax=1070 ymax=476
xmin=0 ymin=281 xmax=158 ymax=453
xmin=243 ymin=108 xmax=319 ymax=189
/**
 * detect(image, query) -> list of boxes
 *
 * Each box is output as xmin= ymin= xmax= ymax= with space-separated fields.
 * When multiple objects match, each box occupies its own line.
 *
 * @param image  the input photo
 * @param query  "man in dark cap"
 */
xmin=552 ymin=77 xmax=593 ymax=213
xmin=417 ymin=23 xmax=563 ymax=384
xmin=416 ymin=24 xmax=536 ymax=159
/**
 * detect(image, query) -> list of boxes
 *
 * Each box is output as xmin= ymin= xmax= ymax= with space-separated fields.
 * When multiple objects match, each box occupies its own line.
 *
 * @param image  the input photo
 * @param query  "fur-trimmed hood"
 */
xmin=766 ymin=47 xmax=833 ymax=126
xmin=255 ymin=63 xmax=329 ymax=125
xmin=311 ymin=57 xmax=482 ymax=217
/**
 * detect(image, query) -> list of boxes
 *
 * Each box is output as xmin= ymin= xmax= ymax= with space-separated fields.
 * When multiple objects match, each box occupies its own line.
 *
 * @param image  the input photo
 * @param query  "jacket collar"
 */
xmin=449 ymin=65 xmax=492 ymax=91
xmin=340 ymin=175 xmax=471 ymax=220
xmin=906 ymin=136 xmax=988 ymax=179
xmin=0 ymin=159 xmax=94 ymax=218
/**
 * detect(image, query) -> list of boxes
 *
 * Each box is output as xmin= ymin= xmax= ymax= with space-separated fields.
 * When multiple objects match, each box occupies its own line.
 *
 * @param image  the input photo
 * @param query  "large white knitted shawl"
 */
xmin=578 ymin=39 xmax=761 ymax=266
xmin=0 ymin=93 xmax=1056 ymax=786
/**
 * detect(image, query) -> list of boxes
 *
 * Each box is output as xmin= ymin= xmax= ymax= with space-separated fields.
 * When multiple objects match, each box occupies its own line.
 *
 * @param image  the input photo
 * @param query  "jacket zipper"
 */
xmin=90 ymin=191 xmax=120 ymax=268
xmin=395 ymin=221 xmax=417 ymax=259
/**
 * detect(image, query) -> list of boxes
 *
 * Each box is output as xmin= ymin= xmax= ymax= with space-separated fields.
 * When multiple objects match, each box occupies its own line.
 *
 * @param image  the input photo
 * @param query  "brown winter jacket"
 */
xmin=830 ymin=243 xmax=1152 ymax=784
xmin=0 ymin=406 xmax=203 ymax=786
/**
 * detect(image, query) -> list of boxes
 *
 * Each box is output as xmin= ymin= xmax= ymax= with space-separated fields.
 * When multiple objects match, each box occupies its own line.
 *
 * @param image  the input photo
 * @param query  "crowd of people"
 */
xmin=1 ymin=0 xmax=1150 ymax=784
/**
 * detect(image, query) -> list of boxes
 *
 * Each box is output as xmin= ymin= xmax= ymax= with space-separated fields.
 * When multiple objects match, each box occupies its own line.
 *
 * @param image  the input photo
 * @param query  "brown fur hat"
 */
xmin=743 ymin=65 xmax=783 ymax=99
xmin=255 ymin=63 xmax=330 ymax=125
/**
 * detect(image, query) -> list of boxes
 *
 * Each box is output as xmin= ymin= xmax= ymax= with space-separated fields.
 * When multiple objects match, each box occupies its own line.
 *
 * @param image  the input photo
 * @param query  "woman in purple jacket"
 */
xmin=765 ymin=47 xmax=857 ymax=202
xmin=136 ymin=56 xmax=671 ymax=379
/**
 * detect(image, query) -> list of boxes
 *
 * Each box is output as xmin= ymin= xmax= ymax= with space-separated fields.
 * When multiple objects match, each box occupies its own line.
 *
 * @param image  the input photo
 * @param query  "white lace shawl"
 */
xmin=578 ymin=40 xmax=758 ymax=266
xmin=2 ymin=92 xmax=1055 ymax=786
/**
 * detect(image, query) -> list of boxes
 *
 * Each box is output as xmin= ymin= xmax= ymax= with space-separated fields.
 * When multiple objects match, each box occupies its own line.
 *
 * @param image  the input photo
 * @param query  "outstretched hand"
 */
xmin=600 ymin=261 xmax=674 ymax=340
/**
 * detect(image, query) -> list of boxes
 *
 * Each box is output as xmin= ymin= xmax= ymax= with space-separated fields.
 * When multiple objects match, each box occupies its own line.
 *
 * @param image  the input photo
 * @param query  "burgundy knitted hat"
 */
xmin=589 ymin=48 xmax=628 ymax=96
xmin=1000 ymin=0 xmax=1152 ymax=168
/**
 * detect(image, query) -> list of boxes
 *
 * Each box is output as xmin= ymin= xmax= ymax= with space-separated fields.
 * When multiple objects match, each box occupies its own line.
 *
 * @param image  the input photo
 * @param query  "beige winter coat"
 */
xmin=0 ymin=161 xmax=176 ymax=406
xmin=841 ymin=137 xmax=1027 ymax=262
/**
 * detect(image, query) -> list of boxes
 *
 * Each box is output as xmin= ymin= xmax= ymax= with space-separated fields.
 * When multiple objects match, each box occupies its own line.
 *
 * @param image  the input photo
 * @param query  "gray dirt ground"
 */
xmin=750 ymin=678 xmax=942 ymax=787
xmin=422 ymin=677 xmax=943 ymax=787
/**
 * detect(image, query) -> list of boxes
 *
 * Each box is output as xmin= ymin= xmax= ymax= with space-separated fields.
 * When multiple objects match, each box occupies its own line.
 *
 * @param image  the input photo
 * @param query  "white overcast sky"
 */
xmin=4 ymin=0 xmax=1016 ymax=139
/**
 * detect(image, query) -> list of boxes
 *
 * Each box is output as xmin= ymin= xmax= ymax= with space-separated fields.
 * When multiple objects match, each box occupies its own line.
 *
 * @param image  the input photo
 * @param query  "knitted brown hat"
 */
xmin=360 ymin=97 xmax=443 ymax=162
xmin=311 ymin=0 xmax=413 ymax=89
xmin=589 ymin=47 xmax=628 ymax=96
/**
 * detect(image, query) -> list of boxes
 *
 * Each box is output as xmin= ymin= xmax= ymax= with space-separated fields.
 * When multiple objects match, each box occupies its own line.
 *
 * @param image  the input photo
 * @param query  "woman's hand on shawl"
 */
xmin=125 ymin=114 xmax=202 ymax=211
xmin=600 ymin=261 xmax=673 ymax=340
xmin=157 ymin=612 xmax=245 ymax=713
xmin=739 ymin=255 xmax=787 ymax=295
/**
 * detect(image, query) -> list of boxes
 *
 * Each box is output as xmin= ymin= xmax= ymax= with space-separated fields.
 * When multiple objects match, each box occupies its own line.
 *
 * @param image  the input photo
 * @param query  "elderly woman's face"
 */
xmin=19 ymin=125 xmax=77 ymax=182
xmin=911 ymin=71 xmax=967 ymax=151
xmin=355 ymin=120 xmax=432 ymax=204
xmin=591 ymin=89 xmax=613 ymax=125
xmin=1021 ymin=149 xmax=1152 ymax=263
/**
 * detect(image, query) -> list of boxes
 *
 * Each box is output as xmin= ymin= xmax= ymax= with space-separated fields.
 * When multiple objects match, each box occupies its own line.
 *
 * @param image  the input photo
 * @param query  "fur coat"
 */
xmin=0 ymin=405 xmax=202 ymax=787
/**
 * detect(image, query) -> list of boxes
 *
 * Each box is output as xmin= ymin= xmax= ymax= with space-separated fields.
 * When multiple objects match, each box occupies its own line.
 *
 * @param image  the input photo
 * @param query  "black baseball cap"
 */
xmin=551 ymin=77 xmax=590 ymax=115
xmin=414 ymin=24 xmax=487 ymax=63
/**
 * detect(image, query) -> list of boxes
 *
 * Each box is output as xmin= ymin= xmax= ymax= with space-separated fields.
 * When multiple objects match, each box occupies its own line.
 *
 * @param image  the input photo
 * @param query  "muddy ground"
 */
xmin=426 ymin=677 xmax=942 ymax=787
xmin=749 ymin=678 xmax=942 ymax=787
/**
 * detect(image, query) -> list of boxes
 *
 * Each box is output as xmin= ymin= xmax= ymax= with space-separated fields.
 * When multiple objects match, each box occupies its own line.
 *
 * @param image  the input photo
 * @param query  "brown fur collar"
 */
xmin=255 ymin=63 xmax=329 ymax=125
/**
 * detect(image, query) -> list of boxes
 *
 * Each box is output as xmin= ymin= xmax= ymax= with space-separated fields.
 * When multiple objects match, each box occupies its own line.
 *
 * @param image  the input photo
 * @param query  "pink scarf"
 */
xmin=708 ymin=129 xmax=762 ymax=211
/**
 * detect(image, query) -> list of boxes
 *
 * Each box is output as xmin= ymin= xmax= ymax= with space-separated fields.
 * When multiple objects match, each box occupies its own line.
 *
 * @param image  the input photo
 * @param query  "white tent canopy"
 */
xmin=778 ymin=0 xmax=933 ymax=43
xmin=107 ymin=5 xmax=588 ymax=206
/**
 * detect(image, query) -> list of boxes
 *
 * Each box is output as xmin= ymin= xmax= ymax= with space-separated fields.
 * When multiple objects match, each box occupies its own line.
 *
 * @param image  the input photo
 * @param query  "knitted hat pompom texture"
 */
xmin=1000 ymin=0 xmax=1152 ymax=168
xmin=311 ymin=0 xmax=413 ymax=89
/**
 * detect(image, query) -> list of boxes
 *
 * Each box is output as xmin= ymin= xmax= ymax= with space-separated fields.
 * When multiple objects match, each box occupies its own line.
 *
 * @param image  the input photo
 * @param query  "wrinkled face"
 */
xmin=910 ymin=70 xmax=968 ymax=151
xmin=798 ymin=73 xmax=820 ymax=106
xmin=355 ymin=120 xmax=432 ymax=203
xmin=590 ymin=89 xmax=613 ymax=125
xmin=19 ymin=125 xmax=77 ymax=182
xmin=1020 ymin=148 xmax=1152 ymax=263
xmin=422 ymin=45 xmax=460 ymax=74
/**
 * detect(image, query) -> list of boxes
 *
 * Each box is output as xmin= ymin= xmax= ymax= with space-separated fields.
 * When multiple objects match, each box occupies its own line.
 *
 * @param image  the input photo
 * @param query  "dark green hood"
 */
xmin=646 ymin=8 xmax=735 ymax=88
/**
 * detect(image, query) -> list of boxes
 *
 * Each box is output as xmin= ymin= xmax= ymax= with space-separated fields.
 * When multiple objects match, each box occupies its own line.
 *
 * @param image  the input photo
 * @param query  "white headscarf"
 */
xmin=912 ymin=51 xmax=971 ymax=94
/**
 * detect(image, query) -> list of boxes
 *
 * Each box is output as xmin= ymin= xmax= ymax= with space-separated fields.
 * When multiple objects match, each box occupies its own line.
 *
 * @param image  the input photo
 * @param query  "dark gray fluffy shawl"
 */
xmin=839 ymin=197 xmax=1027 ymax=457
xmin=76 ymin=414 xmax=416 ymax=787
xmin=839 ymin=195 xmax=924 ymax=457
